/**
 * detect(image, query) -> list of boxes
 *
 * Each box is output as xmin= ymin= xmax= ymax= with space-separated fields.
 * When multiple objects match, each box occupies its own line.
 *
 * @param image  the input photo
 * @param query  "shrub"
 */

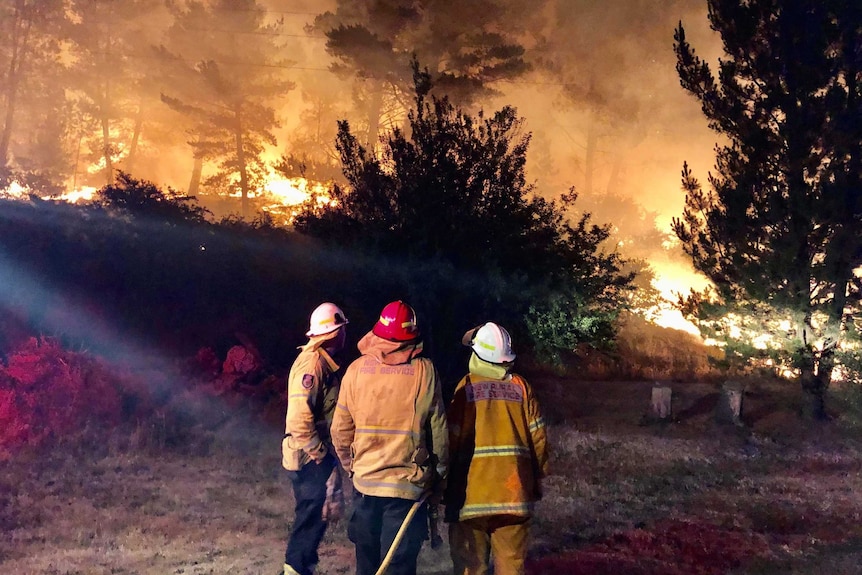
xmin=0 ymin=337 xmax=123 ymax=456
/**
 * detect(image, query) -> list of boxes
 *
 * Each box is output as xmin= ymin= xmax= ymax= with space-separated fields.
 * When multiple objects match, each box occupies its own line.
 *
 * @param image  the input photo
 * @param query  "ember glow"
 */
xmin=258 ymin=176 xmax=335 ymax=224
xmin=1 ymin=181 xmax=98 ymax=204
xmin=0 ymin=181 xmax=28 ymax=199
xmin=646 ymin=254 xmax=711 ymax=336
xmin=52 ymin=187 xmax=98 ymax=204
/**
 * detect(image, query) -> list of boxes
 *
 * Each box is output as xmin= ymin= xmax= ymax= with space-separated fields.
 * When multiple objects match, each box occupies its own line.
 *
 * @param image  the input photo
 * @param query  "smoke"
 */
xmin=267 ymin=0 xmax=725 ymax=300
xmin=2 ymin=0 xmax=726 ymax=304
xmin=485 ymin=0 xmax=722 ymax=303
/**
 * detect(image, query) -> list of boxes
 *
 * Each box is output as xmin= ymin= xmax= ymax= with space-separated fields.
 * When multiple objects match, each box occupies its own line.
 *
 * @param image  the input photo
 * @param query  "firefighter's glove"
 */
xmin=322 ymin=465 xmax=344 ymax=524
xmin=322 ymin=489 xmax=344 ymax=524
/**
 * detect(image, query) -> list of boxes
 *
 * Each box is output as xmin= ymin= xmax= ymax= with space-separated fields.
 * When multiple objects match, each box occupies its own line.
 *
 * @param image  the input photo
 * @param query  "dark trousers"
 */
xmin=348 ymin=493 xmax=428 ymax=575
xmin=285 ymin=454 xmax=335 ymax=575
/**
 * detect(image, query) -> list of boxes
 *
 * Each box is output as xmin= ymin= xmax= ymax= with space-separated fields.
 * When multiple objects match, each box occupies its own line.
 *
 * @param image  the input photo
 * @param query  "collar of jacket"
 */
xmin=468 ymin=351 xmax=511 ymax=380
xmin=357 ymin=330 xmax=424 ymax=365
xmin=318 ymin=347 xmax=340 ymax=372
xmin=300 ymin=329 xmax=339 ymax=351
xmin=299 ymin=334 xmax=341 ymax=372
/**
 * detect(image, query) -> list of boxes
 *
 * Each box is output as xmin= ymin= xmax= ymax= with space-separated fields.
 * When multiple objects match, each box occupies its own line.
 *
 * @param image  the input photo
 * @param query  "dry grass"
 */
xmin=3 ymin=377 xmax=862 ymax=574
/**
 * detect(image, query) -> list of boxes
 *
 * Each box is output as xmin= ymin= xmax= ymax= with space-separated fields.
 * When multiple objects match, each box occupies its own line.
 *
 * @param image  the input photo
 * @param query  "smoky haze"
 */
xmin=1 ymin=0 xmax=723 ymax=302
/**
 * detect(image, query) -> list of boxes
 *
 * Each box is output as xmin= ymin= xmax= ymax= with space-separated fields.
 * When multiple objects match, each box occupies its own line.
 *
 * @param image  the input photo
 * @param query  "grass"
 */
xmin=3 ymin=377 xmax=862 ymax=574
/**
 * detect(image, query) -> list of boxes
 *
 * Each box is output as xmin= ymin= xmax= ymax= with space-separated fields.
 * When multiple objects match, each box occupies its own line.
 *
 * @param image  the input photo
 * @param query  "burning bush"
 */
xmin=0 ymin=337 xmax=123 ymax=457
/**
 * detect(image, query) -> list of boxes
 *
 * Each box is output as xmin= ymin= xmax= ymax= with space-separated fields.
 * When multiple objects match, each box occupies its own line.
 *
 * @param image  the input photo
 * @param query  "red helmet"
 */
xmin=372 ymin=300 xmax=420 ymax=341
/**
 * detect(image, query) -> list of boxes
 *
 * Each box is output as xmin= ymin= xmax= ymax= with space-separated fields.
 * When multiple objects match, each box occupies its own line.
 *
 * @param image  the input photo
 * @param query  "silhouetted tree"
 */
xmin=158 ymin=0 xmax=295 ymax=217
xmin=297 ymin=64 xmax=632 ymax=356
xmin=64 ymin=0 xmax=171 ymax=186
xmin=311 ymin=0 xmax=538 ymax=148
xmin=673 ymin=0 xmax=862 ymax=418
xmin=0 ymin=0 xmax=65 ymax=175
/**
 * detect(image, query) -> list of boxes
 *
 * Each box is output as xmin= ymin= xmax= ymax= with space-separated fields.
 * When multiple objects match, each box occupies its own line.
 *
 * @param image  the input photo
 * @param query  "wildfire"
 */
xmin=1 ymin=180 xmax=98 ymax=203
xmin=261 ymin=176 xmax=333 ymax=208
xmin=647 ymin=257 xmax=711 ymax=337
xmin=53 ymin=187 xmax=98 ymax=203
xmin=0 ymin=180 xmax=29 ymax=199
xmin=255 ymin=176 xmax=336 ymax=225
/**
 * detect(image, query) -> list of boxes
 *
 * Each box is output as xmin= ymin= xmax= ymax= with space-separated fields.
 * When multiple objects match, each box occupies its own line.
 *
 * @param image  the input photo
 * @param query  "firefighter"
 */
xmin=331 ymin=300 xmax=448 ymax=575
xmin=444 ymin=322 xmax=549 ymax=575
xmin=281 ymin=302 xmax=349 ymax=575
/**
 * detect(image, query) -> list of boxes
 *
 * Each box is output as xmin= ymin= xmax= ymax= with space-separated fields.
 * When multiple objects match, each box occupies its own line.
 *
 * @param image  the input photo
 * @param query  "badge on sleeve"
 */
xmin=302 ymin=374 xmax=315 ymax=389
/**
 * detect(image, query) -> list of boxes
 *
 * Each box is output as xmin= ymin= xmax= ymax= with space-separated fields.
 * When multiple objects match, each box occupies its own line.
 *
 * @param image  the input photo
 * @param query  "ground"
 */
xmin=2 ymin=376 xmax=862 ymax=574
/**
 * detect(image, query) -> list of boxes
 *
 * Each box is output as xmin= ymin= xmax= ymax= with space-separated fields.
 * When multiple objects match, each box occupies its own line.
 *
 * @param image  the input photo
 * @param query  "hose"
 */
xmin=373 ymin=490 xmax=432 ymax=575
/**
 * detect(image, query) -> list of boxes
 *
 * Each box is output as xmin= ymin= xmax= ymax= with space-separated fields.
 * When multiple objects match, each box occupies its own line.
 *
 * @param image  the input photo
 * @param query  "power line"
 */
xmin=75 ymin=47 xmax=589 ymax=89
xmin=77 ymin=18 xmax=328 ymax=40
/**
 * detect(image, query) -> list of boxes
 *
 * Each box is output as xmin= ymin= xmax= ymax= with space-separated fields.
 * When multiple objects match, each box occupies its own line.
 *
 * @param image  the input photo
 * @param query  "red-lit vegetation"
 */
xmin=0 ymin=337 xmax=123 ymax=456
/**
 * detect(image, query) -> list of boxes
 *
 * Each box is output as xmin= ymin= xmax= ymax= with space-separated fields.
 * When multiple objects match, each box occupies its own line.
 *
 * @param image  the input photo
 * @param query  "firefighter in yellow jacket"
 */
xmin=331 ymin=300 xmax=448 ymax=575
xmin=281 ymin=302 xmax=349 ymax=575
xmin=444 ymin=322 xmax=549 ymax=575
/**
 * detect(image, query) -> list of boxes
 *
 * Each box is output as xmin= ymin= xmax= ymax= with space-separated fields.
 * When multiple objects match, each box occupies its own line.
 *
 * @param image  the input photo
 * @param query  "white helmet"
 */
xmin=306 ymin=302 xmax=349 ymax=337
xmin=466 ymin=322 xmax=516 ymax=364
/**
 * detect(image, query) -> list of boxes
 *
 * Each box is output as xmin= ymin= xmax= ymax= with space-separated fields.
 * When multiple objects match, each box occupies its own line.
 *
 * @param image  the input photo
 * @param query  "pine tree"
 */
xmin=673 ymin=0 xmax=862 ymax=418
xmin=0 ymin=0 xmax=65 ymax=180
xmin=310 ymin=0 xmax=537 ymax=148
xmin=158 ymin=0 xmax=295 ymax=217
xmin=64 ymin=0 xmax=171 ymax=186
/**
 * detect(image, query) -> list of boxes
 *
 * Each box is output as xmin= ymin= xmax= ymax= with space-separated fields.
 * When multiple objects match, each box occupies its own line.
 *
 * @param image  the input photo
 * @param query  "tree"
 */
xmin=158 ymin=0 xmax=294 ymax=217
xmin=0 ymin=0 xmax=66 ymax=177
xmin=64 ymin=0 xmax=171 ymax=187
xmin=672 ymin=0 xmax=862 ymax=418
xmin=296 ymin=63 xmax=633 ymax=358
xmin=310 ymin=0 xmax=539 ymax=148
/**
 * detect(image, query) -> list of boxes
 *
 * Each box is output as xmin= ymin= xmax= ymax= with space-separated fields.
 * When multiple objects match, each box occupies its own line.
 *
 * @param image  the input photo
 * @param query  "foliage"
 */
xmin=95 ymin=171 xmax=211 ymax=224
xmin=295 ymin=63 xmax=633 ymax=359
xmin=158 ymin=0 xmax=294 ymax=215
xmin=64 ymin=0 xmax=173 ymax=186
xmin=525 ymin=292 xmax=618 ymax=367
xmin=0 ymin=0 xmax=66 ymax=171
xmin=672 ymin=1 xmax=862 ymax=417
xmin=0 ymin=337 xmax=122 ymax=455
xmin=315 ymin=0 xmax=537 ymax=103
xmin=0 ymin=164 xmax=64 ymax=197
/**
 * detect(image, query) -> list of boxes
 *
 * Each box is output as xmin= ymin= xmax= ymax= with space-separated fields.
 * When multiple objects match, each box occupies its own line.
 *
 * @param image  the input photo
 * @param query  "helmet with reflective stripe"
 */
xmin=372 ymin=300 xmax=419 ymax=341
xmin=306 ymin=302 xmax=349 ymax=337
xmin=467 ymin=322 xmax=516 ymax=364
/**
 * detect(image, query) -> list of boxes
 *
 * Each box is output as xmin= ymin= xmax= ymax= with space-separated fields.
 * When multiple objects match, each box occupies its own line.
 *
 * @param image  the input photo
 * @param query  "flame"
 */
xmin=0 ymin=180 xmax=98 ymax=203
xmin=256 ymin=175 xmax=335 ymax=225
xmin=50 ymin=187 xmax=98 ymax=203
xmin=645 ymin=257 xmax=712 ymax=337
xmin=650 ymin=305 xmax=701 ymax=336
xmin=262 ymin=176 xmax=330 ymax=205
xmin=1 ymin=180 xmax=31 ymax=199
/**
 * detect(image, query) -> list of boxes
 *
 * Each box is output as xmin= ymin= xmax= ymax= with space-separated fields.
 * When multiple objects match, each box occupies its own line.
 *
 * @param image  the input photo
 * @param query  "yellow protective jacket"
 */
xmin=282 ymin=341 xmax=340 ymax=471
xmin=331 ymin=331 xmax=448 ymax=500
xmin=445 ymin=354 xmax=549 ymax=521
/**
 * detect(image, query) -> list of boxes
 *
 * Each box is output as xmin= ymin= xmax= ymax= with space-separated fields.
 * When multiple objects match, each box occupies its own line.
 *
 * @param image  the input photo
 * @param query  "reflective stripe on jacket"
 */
xmin=445 ymin=368 xmax=549 ymax=521
xmin=332 ymin=331 xmax=448 ymax=500
xmin=282 ymin=346 xmax=340 ymax=471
